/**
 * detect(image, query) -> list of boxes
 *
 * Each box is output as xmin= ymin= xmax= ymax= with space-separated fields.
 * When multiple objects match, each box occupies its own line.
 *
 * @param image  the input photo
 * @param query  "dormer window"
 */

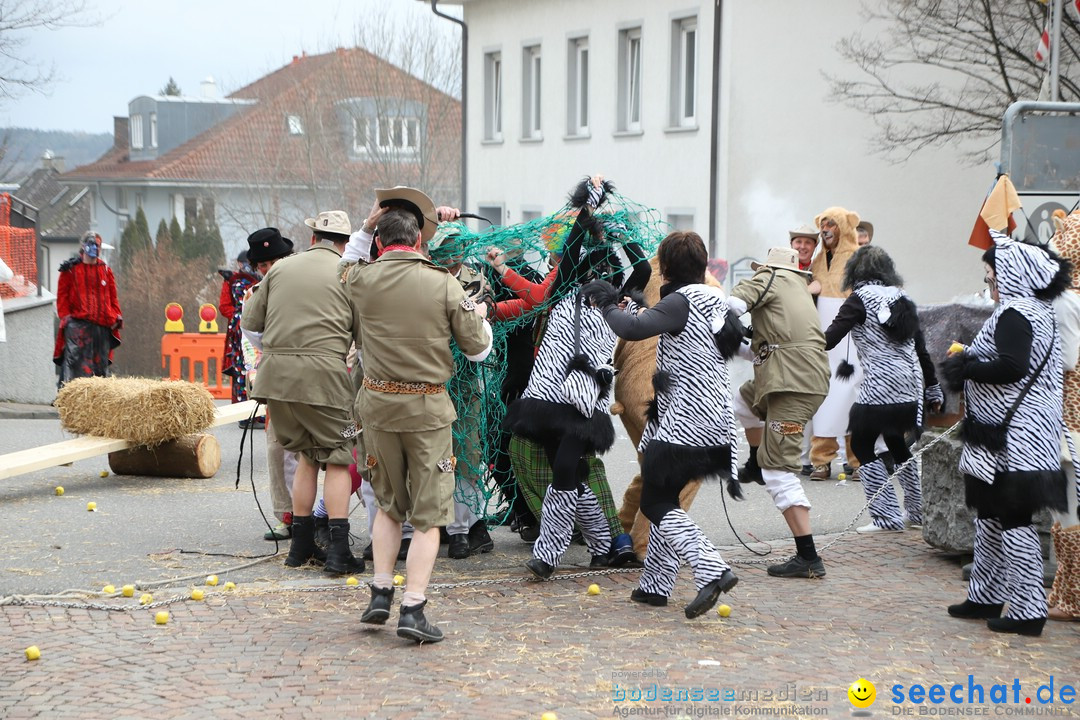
xmin=287 ymin=115 xmax=303 ymax=135
xmin=131 ymin=114 xmax=144 ymax=149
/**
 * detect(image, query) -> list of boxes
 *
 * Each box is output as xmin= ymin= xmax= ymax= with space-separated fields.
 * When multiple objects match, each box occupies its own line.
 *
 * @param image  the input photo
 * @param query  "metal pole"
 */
xmin=430 ymin=1 xmax=467 ymax=210
xmin=1051 ymin=0 xmax=1064 ymax=101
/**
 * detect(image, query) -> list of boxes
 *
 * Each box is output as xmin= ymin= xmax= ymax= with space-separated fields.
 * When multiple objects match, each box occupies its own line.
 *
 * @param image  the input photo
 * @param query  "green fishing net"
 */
xmin=437 ymin=190 xmax=668 ymax=525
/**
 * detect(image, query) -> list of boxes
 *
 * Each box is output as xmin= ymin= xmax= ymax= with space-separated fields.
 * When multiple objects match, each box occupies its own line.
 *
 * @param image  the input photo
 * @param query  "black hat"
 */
xmin=246 ymin=228 xmax=294 ymax=263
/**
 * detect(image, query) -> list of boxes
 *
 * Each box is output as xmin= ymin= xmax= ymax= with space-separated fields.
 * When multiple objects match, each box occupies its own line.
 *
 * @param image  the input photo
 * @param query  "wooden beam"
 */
xmin=0 ymin=401 xmax=265 ymax=481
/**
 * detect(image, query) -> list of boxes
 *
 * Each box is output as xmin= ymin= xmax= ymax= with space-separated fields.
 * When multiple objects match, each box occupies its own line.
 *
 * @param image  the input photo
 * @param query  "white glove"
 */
xmin=727 ymin=296 xmax=748 ymax=316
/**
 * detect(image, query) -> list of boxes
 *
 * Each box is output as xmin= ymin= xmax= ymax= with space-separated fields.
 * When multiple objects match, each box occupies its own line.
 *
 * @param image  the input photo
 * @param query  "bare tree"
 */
xmin=0 ymin=0 xmax=96 ymax=101
xmin=826 ymin=0 xmax=1079 ymax=164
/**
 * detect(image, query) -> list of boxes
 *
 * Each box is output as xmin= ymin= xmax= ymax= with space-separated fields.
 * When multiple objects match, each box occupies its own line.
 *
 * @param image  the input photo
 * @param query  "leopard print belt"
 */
xmin=363 ymin=377 xmax=445 ymax=395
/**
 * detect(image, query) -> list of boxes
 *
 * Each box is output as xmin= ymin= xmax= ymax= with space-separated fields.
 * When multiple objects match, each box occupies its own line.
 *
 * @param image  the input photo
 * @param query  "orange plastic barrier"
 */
xmin=0 ymin=193 xmax=37 ymax=300
xmin=160 ymin=333 xmax=231 ymax=400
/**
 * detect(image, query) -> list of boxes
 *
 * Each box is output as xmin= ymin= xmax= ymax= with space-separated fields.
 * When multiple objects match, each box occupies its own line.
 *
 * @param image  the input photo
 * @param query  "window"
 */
xmin=286 ymin=114 xmax=304 ymax=135
xmin=567 ymin=37 xmax=589 ymax=136
xmin=522 ymin=209 xmax=542 ymax=223
xmin=671 ymin=16 xmax=697 ymax=127
xmin=135 ymin=192 xmax=144 ymax=209
xmin=522 ymin=45 xmax=542 ymax=139
xmin=150 ymin=113 xmax=158 ymax=148
xmin=116 ymin=187 xmax=128 ymax=212
xmin=130 ymin=114 xmax=143 ymax=149
xmin=477 ymin=204 xmax=504 ymax=232
xmin=484 ymin=51 xmax=503 ymax=141
xmin=617 ymin=27 xmax=643 ymax=132
xmin=354 ymin=116 xmax=420 ymax=154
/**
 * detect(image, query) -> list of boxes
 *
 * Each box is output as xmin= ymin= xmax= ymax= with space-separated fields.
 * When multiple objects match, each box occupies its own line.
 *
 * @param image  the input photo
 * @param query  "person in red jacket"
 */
xmin=217 ymin=250 xmax=259 ymax=406
xmin=53 ymin=232 xmax=122 ymax=387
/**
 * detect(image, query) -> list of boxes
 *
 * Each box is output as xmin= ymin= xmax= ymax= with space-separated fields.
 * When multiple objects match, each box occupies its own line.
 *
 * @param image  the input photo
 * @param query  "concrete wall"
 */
xmin=0 ymin=294 xmax=59 ymax=404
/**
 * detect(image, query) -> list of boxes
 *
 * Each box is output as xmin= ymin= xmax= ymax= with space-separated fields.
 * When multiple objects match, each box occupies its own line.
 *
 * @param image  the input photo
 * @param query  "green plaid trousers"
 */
xmin=509 ymin=434 xmax=621 ymax=536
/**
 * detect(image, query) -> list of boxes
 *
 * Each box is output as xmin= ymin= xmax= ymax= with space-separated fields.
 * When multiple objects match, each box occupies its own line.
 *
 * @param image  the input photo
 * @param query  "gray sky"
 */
xmin=1 ymin=0 xmax=461 ymax=134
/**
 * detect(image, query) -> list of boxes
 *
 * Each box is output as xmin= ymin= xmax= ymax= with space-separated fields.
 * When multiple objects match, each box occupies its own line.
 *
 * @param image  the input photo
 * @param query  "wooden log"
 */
xmin=108 ymin=434 xmax=221 ymax=478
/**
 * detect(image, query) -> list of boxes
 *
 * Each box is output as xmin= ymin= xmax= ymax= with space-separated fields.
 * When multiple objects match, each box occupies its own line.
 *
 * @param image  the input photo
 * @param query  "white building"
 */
xmin=443 ymin=0 xmax=993 ymax=302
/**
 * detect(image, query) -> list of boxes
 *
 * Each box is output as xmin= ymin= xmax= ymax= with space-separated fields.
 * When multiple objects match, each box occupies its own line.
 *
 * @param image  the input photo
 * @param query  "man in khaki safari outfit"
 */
xmin=241 ymin=211 xmax=364 ymax=576
xmin=348 ymin=187 xmax=492 ymax=643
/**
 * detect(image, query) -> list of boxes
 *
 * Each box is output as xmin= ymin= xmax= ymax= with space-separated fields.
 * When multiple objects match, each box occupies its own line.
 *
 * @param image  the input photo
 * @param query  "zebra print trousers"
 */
xmin=533 ymin=486 xmax=612 ymax=566
xmin=859 ymin=458 xmax=922 ymax=530
xmin=968 ymin=517 xmax=1046 ymax=621
xmin=639 ymin=509 xmax=730 ymax=596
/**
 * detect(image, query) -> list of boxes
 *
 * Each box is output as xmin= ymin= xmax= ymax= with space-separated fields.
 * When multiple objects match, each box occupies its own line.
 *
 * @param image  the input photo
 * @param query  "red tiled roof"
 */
xmin=60 ymin=48 xmax=461 ymax=188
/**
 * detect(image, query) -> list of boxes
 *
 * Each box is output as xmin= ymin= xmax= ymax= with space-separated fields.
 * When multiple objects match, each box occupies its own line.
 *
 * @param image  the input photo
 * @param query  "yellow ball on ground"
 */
xmin=393 ymin=574 xmax=405 ymax=586
xmin=154 ymin=611 xmax=169 ymax=625
xmin=838 ymin=473 xmax=847 ymax=481
xmin=190 ymin=589 xmax=205 ymax=601
xmin=86 ymin=502 xmax=96 ymax=511
xmin=121 ymin=585 xmax=135 ymax=597
xmin=223 ymin=581 xmax=236 ymax=591
xmin=139 ymin=594 xmax=153 ymax=605
xmin=587 ymin=584 xmax=601 ymax=595
xmin=717 ymin=604 xmax=732 ymax=617
xmin=99 ymin=470 xmax=109 ymax=478
xmin=541 ymin=713 xmax=559 ymax=720
xmin=25 ymin=646 xmax=41 ymax=661
xmin=205 ymin=575 xmax=219 ymax=586
xmin=346 ymin=576 xmax=360 ymax=586
xmin=54 ymin=486 xmax=64 ymax=496
xmin=102 ymin=584 xmax=115 ymax=594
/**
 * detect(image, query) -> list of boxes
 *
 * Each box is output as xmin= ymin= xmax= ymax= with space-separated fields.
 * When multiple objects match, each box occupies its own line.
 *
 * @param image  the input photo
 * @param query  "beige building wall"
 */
xmin=458 ymin=0 xmax=995 ymax=302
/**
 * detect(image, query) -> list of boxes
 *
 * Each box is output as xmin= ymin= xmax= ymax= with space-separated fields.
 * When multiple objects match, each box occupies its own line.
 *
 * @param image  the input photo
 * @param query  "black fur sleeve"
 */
xmin=580 ymin=279 xmax=620 ymax=309
xmin=940 ymin=353 xmax=973 ymax=392
xmin=568 ymin=177 xmax=615 ymax=210
xmin=58 ymin=257 xmax=79 ymax=273
xmin=714 ymin=308 xmax=745 ymax=361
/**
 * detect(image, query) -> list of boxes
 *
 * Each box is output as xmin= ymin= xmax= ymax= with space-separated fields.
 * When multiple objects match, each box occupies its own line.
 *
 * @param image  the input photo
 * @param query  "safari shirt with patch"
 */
xmin=240 ymin=243 xmax=357 ymax=411
xmin=730 ymin=267 xmax=830 ymax=404
xmin=347 ymin=249 xmax=490 ymax=432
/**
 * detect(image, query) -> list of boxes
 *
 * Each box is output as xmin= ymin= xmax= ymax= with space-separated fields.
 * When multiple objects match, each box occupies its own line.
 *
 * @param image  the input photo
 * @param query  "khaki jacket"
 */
xmin=347 ymin=249 xmax=490 ymax=432
xmin=241 ymin=243 xmax=356 ymax=411
xmin=730 ymin=268 xmax=830 ymax=404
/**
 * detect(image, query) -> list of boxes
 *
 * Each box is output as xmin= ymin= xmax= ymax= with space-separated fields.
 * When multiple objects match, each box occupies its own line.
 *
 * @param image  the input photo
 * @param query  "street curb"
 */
xmin=0 ymin=403 xmax=59 ymax=420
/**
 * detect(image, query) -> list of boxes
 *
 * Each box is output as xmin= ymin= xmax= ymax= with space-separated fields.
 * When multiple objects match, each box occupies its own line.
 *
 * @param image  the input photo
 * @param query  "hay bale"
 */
xmin=55 ymin=377 xmax=216 ymax=446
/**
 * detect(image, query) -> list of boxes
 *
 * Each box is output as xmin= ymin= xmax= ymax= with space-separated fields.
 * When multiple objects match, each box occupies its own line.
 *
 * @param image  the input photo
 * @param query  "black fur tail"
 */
xmin=836 ymin=359 xmax=856 ymax=380
xmin=726 ymin=477 xmax=744 ymax=500
xmin=882 ymin=296 xmax=918 ymax=343
xmin=568 ymin=177 xmax=616 ymax=208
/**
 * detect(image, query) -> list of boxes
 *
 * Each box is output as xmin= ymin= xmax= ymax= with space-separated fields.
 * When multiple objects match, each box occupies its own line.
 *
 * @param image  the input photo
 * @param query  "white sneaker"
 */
xmin=856 ymin=523 xmax=903 ymax=534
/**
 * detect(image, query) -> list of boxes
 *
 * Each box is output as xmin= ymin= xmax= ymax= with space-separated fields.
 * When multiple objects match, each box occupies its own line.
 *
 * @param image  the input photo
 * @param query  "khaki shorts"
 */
xmin=365 ymin=425 xmax=455 ymax=532
xmin=265 ymin=399 xmax=357 ymax=468
xmin=738 ymin=382 xmax=824 ymax=473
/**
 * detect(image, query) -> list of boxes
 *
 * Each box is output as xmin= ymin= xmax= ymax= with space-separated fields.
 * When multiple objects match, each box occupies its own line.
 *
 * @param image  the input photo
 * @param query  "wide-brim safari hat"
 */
xmin=304 ymin=210 xmax=352 ymax=239
xmin=788 ymin=223 xmax=819 ymax=241
xmin=375 ymin=186 xmax=439 ymax=243
xmin=751 ymin=247 xmax=812 ymax=276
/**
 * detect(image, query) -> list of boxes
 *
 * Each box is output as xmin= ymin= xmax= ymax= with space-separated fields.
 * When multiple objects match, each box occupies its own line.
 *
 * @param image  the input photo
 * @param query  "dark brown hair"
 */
xmin=657 ymin=231 xmax=707 ymax=285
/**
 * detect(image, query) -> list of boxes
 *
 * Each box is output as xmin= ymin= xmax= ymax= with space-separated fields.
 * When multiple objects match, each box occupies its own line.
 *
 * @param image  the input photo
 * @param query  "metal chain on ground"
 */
xmin=727 ymin=420 xmax=962 ymax=566
xmin=3 ymin=423 xmax=960 ymax=608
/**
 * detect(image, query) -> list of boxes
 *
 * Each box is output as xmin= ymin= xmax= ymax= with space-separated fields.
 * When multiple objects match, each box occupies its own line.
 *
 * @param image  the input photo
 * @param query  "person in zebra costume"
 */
xmin=823 ymin=245 xmax=943 ymax=533
xmin=942 ymin=231 xmax=1072 ymax=637
xmin=505 ymin=175 xmax=650 ymax=580
xmin=583 ymin=231 xmax=743 ymax=618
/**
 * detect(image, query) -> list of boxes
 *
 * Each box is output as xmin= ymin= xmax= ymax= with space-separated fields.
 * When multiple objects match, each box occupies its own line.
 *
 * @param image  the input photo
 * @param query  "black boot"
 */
xmin=468 ymin=520 xmax=495 ymax=554
xmin=397 ymin=600 xmax=444 ymax=643
xmin=314 ymin=515 xmax=330 ymax=552
xmin=947 ymin=600 xmax=1004 ymax=619
xmin=284 ymin=515 xmax=327 ymax=567
xmin=448 ymin=534 xmax=471 ymax=559
xmin=361 ymin=584 xmax=394 ymax=625
xmin=323 ymin=519 xmax=364 ymax=575
xmin=738 ymin=447 xmax=764 ymax=485
xmin=684 ymin=569 xmax=739 ymax=619
xmin=987 ymin=616 xmax=1045 ymax=636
